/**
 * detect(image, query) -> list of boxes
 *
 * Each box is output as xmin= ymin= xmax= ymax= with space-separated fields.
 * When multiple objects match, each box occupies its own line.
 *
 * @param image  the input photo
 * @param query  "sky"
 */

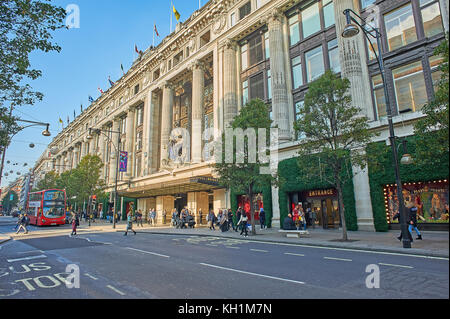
xmin=2 ymin=0 xmax=203 ymax=187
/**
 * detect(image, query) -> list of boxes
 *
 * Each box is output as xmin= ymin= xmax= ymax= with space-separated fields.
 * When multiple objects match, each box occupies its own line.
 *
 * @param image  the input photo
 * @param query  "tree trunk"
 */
xmin=249 ymin=183 xmax=256 ymax=236
xmin=336 ymin=179 xmax=348 ymax=241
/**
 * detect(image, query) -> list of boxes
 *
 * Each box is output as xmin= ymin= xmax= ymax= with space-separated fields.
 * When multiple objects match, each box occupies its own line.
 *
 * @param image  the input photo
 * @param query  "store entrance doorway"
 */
xmin=174 ymin=194 xmax=187 ymax=213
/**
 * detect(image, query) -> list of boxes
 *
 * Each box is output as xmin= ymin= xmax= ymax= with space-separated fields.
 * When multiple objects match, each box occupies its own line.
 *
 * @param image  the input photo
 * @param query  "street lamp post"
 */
xmin=0 ymin=118 xmax=51 ymax=188
xmin=342 ymin=9 xmax=411 ymax=248
xmin=87 ymin=128 xmax=121 ymax=229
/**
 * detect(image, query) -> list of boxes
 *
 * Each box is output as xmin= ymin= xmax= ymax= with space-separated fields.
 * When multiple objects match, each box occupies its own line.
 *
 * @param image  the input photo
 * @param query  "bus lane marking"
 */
xmin=85 ymin=273 xmax=99 ymax=280
xmin=378 ymin=263 xmax=413 ymax=269
xmin=7 ymin=255 xmax=47 ymax=263
xmin=107 ymin=285 xmax=126 ymax=296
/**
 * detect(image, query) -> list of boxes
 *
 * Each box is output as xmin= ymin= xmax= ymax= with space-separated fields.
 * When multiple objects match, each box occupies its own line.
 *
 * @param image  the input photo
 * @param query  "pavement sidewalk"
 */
xmin=91 ymin=219 xmax=449 ymax=258
xmin=2 ymin=217 xmax=448 ymax=258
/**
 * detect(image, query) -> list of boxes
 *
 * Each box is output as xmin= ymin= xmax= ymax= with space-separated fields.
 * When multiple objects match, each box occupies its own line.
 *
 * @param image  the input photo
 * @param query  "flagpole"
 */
xmin=170 ymin=0 xmax=173 ymax=33
xmin=153 ymin=22 xmax=155 ymax=47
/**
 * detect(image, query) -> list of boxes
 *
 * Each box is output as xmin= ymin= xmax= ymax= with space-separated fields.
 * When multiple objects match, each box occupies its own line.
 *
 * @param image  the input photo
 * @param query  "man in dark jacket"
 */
xmin=259 ymin=207 xmax=266 ymax=229
xmin=393 ymin=209 xmax=413 ymax=242
xmin=235 ymin=207 xmax=242 ymax=232
xmin=408 ymin=205 xmax=423 ymax=240
xmin=283 ymin=213 xmax=296 ymax=230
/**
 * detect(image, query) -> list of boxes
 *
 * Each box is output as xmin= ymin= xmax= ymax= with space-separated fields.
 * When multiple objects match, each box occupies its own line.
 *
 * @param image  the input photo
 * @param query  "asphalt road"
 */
xmin=0 ymin=229 xmax=448 ymax=299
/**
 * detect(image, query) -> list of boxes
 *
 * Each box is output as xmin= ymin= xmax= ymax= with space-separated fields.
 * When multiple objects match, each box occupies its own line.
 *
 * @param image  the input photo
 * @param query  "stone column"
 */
xmin=126 ymin=108 xmax=136 ymax=178
xmin=89 ymin=137 xmax=95 ymax=155
xmin=352 ymin=149 xmax=375 ymax=231
xmin=334 ymin=0 xmax=374 ymax=120
xmin=80 ymin=140 xmax=86 ymax=161
xmin=109 ymin=119 xmax=120 ymax=185
xmin=222 ymin=40 xmax=238 ymax=127
xmin=267 ymin=10 xmax=291 ymax=141
xmin=191 ymin=60 xmax=205 ymax=163
xmin=148 ymin=90 xmax=161 ymax=174
xmin=271 ymin=185 xmax=281 ymax=228
xmin=98 ymin=132 xmax=106 ymax=179
xmin=440 ymin=0 xmax=449 ymax=32
xmin=160 ymin=81 xmax=174 ymax=165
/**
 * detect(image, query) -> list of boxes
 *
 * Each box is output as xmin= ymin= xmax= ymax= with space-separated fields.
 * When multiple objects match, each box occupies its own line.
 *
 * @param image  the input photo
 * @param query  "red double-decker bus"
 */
xmin=26 ymin=189 xmax=66 ymax=226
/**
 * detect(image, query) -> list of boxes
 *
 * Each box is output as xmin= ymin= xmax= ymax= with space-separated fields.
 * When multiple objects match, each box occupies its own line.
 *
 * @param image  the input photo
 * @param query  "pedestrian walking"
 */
xmin=235 ymin=206 xmax=242 ymax=232
xmin=393 ymin=210 xmax=413 ymax=242
xmin=14 ymin=213 xmax=22 ymax=231
xmin=162 ymin=209 xmax=167 ymax=224
xmin=151 ymin=209 xmax=157 ymax=226
xmin=16 ymin=213 xmax=29 ymax=234
xmin=136 ymin=209 xmax=143 ymax=227
xmin=227 ymin=209 xmax=234 ymax=231
xmin=238 ymin=211 xmax=248 ymax=237
xmin=124 ymin=212 xmax=136 ymax=236
xmin=408 ymin=204 xmax=423 ymax=240
xmin=198 ymin=208 xmax=203 ymax=225
xmin=207 ymin=210 xmax=216 ymax=230
xmin=259 ymin=207 xmax=266 ymax=229
xmin=71 ymin=213 xmax=79 ymax=236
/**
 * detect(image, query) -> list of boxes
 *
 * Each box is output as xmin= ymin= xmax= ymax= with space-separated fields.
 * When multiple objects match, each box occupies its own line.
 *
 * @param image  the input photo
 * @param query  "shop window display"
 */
xmin=384 ymin=180 xmax=449 ymax=223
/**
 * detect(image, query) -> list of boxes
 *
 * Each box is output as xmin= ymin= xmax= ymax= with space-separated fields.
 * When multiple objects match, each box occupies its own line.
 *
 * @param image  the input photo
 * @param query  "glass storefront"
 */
xmin=237 ymin=193 xmax=264 ymax=220
xmin=384 ymin=180 xmax=449 ymax=224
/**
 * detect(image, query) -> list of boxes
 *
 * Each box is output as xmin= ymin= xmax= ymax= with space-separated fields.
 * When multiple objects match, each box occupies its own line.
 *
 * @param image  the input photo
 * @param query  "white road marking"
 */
xmin=85 ymin=273 xmax=99 ymax=280
xmin=285 ymin=252 xmax=305 ymax=257
xmin=226 ymin=246 xmax=240 ymax=249
xmin=7 ymin=254 xmax=47 ymax=263
xmin=200 ymin=263 xmax=305 ymax=285
xmin=107 ymin=285 xmax=126 ymax=296
xmin=17 ymin=250 xmax=45 ymax=254
xmin=378 ymin=263 xmax=414 ymax=269
xmin=125 ymin=247 xmax=170 ymax=258
xmin=324 ymin=257 xmax=352 ymax=262
xmin=250 ymin=249 xmax=268 ymax=253
xmin=239 ymin=240 xmax=449 ymax=261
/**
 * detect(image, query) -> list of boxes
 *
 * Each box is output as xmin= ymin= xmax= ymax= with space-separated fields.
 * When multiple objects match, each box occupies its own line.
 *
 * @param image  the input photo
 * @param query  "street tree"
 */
xmin=213 ymin=99 xmax=277 ymax=235
xmin=1 ymin=190 xmax=18 ymax=213
xmin=294 ymin=70 xmax=378 ymax=241
xmin=63 ymin=155 xmax=106 ymax=209
xmin=414 ymin=34 xmax=449 ymax=165
xmin=0 ymin=0 xmax=66 ymax=148
xmin=34 ymin=170 xmax=59 ymax=191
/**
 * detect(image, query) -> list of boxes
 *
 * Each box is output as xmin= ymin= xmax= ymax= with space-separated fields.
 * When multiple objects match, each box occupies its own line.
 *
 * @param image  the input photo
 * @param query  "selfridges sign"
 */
xmin=161 ymin=124 xmax=279 ymax=176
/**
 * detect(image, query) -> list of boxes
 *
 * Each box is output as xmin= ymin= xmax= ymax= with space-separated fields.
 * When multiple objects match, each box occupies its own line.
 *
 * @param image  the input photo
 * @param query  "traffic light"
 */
xmin=92 ymin=195 xmax=97 ymax=206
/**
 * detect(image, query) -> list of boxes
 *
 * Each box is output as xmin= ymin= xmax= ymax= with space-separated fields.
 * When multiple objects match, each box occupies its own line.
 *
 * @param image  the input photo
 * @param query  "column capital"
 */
xmin=266 ymin=8 xmax=284 ymax=26
xmin=188 ymin=59 xmax=206 ymax=72
xmin=162 ymin=80 xmax=175 ymax=91
xmin=219 ymin=39 xmax=238 ymax=51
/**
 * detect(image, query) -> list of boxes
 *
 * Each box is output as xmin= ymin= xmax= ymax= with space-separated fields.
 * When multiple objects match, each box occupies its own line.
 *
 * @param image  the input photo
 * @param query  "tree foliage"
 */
xmin=1 ymin=190 xmax=18 ymax=212
xmin=294 ymin=70 xmax=378 ymax=240
xmin=213 ymin=99 xmax=278 ymax=235
xmin=0 ymin=0 xmax=66 ymax=148
xmin=414 ymin=34 xmax=449 ymax=165
xmin=34 ymin=155 xmax=106 ymax=209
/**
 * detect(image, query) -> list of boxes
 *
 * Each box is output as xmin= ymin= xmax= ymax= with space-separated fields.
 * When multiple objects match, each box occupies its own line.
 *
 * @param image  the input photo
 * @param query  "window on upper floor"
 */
xmin=328 ymin=38 xmax=340 ymax=74
xmin=200 ymin=31 xmax=211 ymax=48
xmin=239 ymin=1 xmax=251 ymax=20
xmin=134 ymin=84 xmax=140 ymax=95
xmin=361 ymin=0 xmax=376 ymax=10
xmin=429 ymin=54 xmax=444 ymax=92
xmin=392 ymin=60 xmax=427 ymax=113
xmin=385 ymin=4 xmax=417 ymax=52
xmin=240 ymin=31 xmax=269 ymax=71
xmin=136 ymin=107 xmax=144 ymax=127
xmin=153 ymin=69 xmax=160 ymax=81
xmin=230 ymin=12 xmax=236 ymax=27
xmin=135 ymin=131 xmax=143 ymax=151
xmin=255 ymin=0 xmax=262 ymax=10
xmin=295 ymin=101 xmax=306 ymax=140
xmin=173 ymin=51 xmax=183 ymax=66
xmin=288 ymin=0 xmax=335 ymax=47
xmin=305 ymin=45 xmax=325 ymax=83
xmin=420 ymin=0 xmax=444 ymax=38
xmin=249 ymin=35 xmax=264 ymax=66
xmin=292 ymin=55 xmax=303 ymax=89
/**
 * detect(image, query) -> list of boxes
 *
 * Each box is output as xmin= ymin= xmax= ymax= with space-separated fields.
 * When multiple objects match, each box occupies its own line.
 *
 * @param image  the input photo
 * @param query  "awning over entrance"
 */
xmin=118 ymin=176 xmax=221 ymax=198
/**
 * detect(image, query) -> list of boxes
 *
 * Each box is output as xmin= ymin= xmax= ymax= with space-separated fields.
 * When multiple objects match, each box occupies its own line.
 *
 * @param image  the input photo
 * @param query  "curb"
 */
xmin=0 ymin=236 xmax=12 ymax=245
xmin=129 ymin=230 xmax=450 ymax=259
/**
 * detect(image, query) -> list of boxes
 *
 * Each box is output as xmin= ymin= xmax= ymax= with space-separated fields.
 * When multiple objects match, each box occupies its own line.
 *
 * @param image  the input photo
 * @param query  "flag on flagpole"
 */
xmin=67 ymin=116 xmax=70 ymax=125
xmin=121 ymin=63 xmax=124 ymax=75
xmin=74 ymin=110 xmax=76 ymax=119
xmin=173 ymin=5 xmax=180 ymax=22
xmin=89 ymin=96 xmax=94 ymax=103
xmin=98 ymin=87 xmax=104 ymax=94
xmin=59 ymin=117 xmax=64 ymax=129
xmin=108 ymin=76 xmax=115 ymax=87
xmin=135 ymin=44 xmax=143 ymax=55
xmin=154 ymin=24 xmax=159 ymax=37
xmin=80 ymin=104 xmax=83 ymax=113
